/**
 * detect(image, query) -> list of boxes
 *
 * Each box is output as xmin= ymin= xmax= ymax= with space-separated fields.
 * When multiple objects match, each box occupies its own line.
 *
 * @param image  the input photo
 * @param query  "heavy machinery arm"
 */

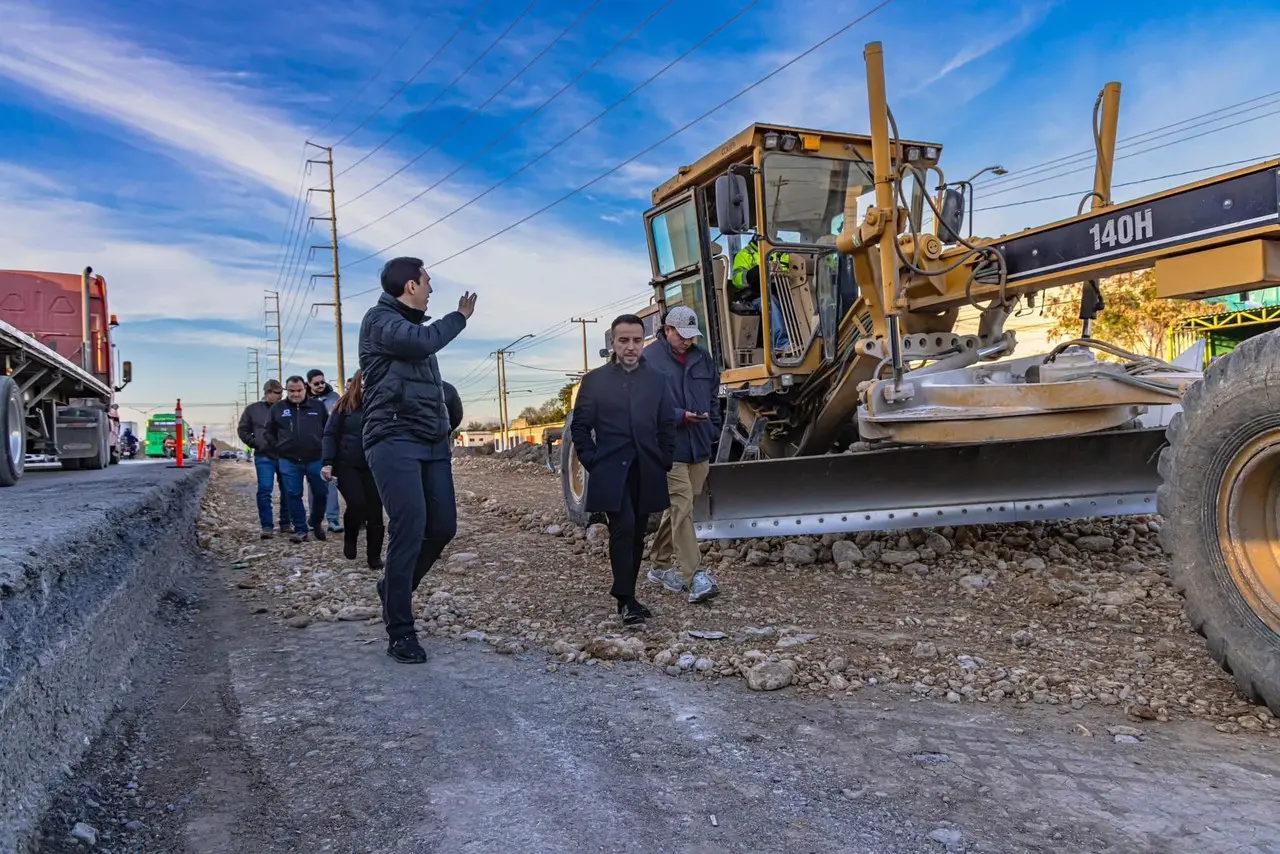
xmin=697 ymin=41 xmax=1280 ymax=541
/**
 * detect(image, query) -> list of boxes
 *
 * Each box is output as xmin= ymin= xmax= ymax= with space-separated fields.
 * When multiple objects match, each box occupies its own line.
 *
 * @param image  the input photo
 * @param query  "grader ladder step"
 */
xmin=692 ymin=427 xmax=1167 ymax=540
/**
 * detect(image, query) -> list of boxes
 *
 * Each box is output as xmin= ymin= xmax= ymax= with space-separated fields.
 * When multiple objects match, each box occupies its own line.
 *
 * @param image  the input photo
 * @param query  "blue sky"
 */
xmin=3 ymin=0 xmax=1280 ymax=437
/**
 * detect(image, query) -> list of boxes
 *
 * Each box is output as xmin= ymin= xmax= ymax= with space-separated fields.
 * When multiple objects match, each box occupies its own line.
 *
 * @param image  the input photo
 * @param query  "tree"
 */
xmin=465 ymin=420 xmax=486 ymax=431
xmin=1042 ymin=270 xmax=1223 ymax=358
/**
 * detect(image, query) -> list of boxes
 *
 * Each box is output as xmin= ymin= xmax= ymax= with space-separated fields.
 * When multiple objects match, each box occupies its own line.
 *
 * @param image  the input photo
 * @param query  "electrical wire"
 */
xmin=973 ymin=153 xmax=1280 ymax=212
xmin=980 ymin=105 xmax=1280 ymax=200
xmin=336 ymin=0 xmax=542 ymax=179
xmin=308 ymin=14 xmax=433 ymax=143
xmin=975 ymin=88 xmax=1280 ymax=189
xmin=339 ymin=0 xmax=601 ymax=210
xmin=345 ymin=0 xmax=896 ymax=273
xmin=328 ymin=0 xmax=492 ymax=149
xmin=336 ymin=0 xmax=710 ymax=245
xmin=335 ymin=0 xmax=762 ymax=263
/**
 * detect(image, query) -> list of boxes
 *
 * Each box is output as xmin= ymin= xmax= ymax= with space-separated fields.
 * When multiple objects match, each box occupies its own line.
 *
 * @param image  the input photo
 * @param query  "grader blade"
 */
xmin=692 ymin=428 xmax=1167 ymax=540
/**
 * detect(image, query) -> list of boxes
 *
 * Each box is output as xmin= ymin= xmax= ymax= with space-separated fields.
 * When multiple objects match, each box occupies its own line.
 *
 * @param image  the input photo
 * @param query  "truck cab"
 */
xmin=0 ymin=267 xmax=132 ymax=470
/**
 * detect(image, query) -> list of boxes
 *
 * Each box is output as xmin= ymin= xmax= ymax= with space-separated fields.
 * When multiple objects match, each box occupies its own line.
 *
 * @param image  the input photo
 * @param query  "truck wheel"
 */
xmin=560 ymin=412 xmax=590 ymax=528
xmin=0 ymin=375 xmax=25 ymax=486
xmin=1157 ymin=328 xmax=1280 ymax=714
xmin=82 ymin=412 xmax=110 ymax=470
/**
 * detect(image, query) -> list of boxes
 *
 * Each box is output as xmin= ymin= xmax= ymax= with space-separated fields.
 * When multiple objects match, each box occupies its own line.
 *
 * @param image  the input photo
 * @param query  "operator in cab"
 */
xmin=730 ymin=236 xmax=792 ymax=351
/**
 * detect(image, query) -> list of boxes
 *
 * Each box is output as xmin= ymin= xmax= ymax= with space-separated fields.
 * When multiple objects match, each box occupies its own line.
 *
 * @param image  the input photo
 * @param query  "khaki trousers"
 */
xmin=651 ymin=461 xmax=710 ymax=585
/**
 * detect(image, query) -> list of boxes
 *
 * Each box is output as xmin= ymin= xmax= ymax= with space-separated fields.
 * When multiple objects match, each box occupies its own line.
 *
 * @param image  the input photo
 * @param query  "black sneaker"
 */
xmin=343 ymin=537 xmax=357 ymax=560
xmin=387 ymin=633 xmax=426 ymax=664
xmin=617 ymin=598 xmax=653 ymax=618
xmin=620 ymin=600 xmax=647 ymax=629
xmin=290 ymin=531 xmax=308 ymax=544
xmin=312 ymin=527 xmax=327 ymax=542
xmin=260 ymin=529 xmax=274 ymax=540
xmin=368 ymin=556 xmax=385 ymax=570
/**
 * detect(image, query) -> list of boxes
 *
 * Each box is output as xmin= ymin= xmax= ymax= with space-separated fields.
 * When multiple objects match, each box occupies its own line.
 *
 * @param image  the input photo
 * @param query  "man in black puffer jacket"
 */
xmin=359 ymin=256 xmax=477 ymax=664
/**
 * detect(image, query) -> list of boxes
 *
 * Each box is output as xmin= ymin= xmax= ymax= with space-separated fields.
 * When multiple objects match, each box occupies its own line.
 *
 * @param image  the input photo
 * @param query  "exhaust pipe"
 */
xmin=81 ymin=266 xmax=93 ymax=373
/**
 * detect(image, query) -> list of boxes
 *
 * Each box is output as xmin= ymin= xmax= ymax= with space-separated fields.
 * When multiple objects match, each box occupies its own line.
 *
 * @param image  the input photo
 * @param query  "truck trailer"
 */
xmin=0 ymin=266 xmax=132 ymax=483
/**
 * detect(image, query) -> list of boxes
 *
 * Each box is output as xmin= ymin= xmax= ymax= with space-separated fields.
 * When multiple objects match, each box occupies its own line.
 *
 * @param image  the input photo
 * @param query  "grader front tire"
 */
xmin=1157 ymin=328 xmax=1280 ymax=713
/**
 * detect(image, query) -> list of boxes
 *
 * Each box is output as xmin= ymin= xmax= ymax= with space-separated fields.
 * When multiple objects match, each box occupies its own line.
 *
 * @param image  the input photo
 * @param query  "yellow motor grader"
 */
xmin=560 ymin=41 xmax=1280 ymax=712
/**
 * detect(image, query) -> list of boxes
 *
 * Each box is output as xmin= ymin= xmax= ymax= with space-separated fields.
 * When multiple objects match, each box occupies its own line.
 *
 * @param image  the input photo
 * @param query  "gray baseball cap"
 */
xmin=665 ymin=305 xmax=701 ymax=339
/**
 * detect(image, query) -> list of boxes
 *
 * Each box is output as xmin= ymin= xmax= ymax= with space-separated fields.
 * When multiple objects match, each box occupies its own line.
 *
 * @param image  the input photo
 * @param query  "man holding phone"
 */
xmin=644 ymin=305 xmax=723 ymax=603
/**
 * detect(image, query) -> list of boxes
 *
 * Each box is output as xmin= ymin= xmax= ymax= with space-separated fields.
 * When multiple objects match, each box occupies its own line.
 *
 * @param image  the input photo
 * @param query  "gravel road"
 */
xmin=30 ymin=461 xmax=1280 ymax=853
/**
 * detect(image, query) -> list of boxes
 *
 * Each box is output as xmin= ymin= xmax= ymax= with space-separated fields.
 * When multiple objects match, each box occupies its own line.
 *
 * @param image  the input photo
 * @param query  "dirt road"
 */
xmin=35 ymin=460 xmax=1280 ymax=853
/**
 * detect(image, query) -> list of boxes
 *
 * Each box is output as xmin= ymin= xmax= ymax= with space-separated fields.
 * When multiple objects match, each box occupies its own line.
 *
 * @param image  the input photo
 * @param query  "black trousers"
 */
xmin=606 ymin=464 xmax=649 ymax=603
xmin=367 ymin=440 xmax=458 ymax=640
xmin=335 ymin=463 xmax=385 ymax=562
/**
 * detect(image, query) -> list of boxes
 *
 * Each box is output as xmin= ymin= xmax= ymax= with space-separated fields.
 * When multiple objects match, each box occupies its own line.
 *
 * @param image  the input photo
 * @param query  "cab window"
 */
xmin=649 ymin=200 xmax=700 ymax=277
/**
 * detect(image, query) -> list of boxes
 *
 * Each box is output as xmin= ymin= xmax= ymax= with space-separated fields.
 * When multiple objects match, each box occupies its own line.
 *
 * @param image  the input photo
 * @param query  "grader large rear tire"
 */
xmin=560 ymin=412 xmax=591 ymax=528
xmin=1157 ymin=329 xmax=1280 ymax=714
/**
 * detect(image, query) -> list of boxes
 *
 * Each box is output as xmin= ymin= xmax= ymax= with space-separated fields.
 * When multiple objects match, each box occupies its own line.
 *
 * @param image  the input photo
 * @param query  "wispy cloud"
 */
xmin=0 ymin=1 xmax=649 ymax=345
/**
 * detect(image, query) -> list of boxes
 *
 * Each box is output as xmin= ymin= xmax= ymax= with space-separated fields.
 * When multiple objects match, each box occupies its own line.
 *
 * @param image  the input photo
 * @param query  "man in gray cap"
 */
xmin=643 ymin=305 xmax=723 ymax=603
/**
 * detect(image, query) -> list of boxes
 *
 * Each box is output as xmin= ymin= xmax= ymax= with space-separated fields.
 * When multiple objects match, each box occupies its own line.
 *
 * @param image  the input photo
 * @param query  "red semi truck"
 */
xmin=0 ymin=266 xmax=132 ymax=484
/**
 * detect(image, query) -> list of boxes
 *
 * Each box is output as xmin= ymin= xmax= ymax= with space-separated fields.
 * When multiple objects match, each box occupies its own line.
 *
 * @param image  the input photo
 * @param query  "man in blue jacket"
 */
xmin=359 ymin=256 xmax=477 ymax=664
xmin=644 ymin=305 xmax=723 ymax=603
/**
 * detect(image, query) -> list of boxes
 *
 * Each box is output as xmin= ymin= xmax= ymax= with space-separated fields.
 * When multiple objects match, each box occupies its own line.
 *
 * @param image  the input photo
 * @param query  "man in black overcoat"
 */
xmin=568 ymin=314 xmax=677 ymax=628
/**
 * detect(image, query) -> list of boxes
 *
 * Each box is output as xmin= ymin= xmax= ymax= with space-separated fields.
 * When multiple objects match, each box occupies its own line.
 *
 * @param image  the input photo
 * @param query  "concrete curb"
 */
xmin=0 ymin=464 xmax=211 ymax=852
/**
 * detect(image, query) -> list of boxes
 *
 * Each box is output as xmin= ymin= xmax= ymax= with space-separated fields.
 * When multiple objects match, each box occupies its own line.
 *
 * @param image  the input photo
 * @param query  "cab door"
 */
xmin=644 ymin=189 xmax=719 ymax=362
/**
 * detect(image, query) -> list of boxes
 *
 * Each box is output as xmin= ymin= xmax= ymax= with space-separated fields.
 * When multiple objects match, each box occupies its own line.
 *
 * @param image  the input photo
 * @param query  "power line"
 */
xmin=978 ymin=95 xmax=1280 ymax=193
xmin=335 ymin=0 xmax=678 ymax=242
xmin=973 ymin=153 xmax=1280 ymax=213
xmin=308 ymin=16 xmax=433 ymax=143
xmin=337 ymin=0 xmax=754 ymax=260
xmin=411 ymin=0 xmax=898 ymax=272
xmin=339 ymin=0 xmax=601 ymax=211
xmin=980 ymin=105 xmax=1280 ymax=200
xmin=328 ymin=0 xmax=492 ymax=150
xmin=505 ymin=359 xmax=576 ymax=373
xmin=976 ymin=87 xmax=1280 ymax=189
xmin=337 ymin=0 xmax=542 ymax=179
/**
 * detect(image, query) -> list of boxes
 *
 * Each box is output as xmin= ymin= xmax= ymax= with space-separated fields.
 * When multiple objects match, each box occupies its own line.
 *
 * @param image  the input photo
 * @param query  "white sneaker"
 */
xmin=688 ymin=570 xmax=720 ymax=603
xmin=646 ymin=567 xmax=687 ymax=593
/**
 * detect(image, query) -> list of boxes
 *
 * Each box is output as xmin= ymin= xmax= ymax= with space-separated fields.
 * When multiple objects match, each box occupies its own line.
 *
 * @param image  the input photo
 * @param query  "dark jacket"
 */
xmin=442 ymin=381 xmax=463 ymax=434
xmin=643 ymin=337 xmax=722 ymax=464
xmin=568 ymin=358 xmax=677 ymax=515
xmin=358 ymin=292 xmax=467 ymax=450
xmin=322 ymin=407 xmax=367 ymax=469
xmin=310 ymin=383 xmax=339 ymax=414
xmin=265 ymin=396 xmax=328 ymax=462
xmin=237 ymin=399 xmax=277 ymax=458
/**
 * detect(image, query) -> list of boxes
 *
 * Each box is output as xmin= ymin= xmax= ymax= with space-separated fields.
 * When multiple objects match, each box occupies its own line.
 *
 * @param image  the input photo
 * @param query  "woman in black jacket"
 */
xmin=321 ymin=371 xmax=385 ymax=568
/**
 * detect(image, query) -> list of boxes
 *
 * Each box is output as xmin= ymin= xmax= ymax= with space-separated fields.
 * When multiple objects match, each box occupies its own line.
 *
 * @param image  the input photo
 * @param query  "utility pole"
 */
xmin=247 ymin=347 xmax=260 ymax=392
xmin=496 ymin=351 xmax=507 ymax=451
xmin=570 ymin=317 xmax=597 ymax=374
xmin=264 ymin=291 xmax=283 ymax=381
xmin=305 ymin=142 xmax=345 ymax=392
xmin=238 ymin=381 xmax=250 ymax=409
xmin=493 ymin=333 xmax=533 ymax=451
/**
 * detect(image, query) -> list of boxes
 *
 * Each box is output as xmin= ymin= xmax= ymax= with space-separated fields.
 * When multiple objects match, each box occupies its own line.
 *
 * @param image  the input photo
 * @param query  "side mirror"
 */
xmin=937 ymin=187 xmax=966 ymax=244
xmin=122 ymin=361 xmax=133 ymax=384
xmin=715 ymin=173 xmax=750 ymax=235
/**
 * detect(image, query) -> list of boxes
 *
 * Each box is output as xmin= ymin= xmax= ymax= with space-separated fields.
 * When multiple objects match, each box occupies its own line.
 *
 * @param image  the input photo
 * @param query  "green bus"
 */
xmin=144 ymin=413 xmax=179 ymax=457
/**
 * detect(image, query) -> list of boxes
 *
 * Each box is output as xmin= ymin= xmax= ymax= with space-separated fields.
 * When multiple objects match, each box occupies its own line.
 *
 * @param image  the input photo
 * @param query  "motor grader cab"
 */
xmin=562 ymin=40 xmax=1280 ymax=712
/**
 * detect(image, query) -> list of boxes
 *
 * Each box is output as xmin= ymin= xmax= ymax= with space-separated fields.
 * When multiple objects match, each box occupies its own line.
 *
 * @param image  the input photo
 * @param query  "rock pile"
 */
xmin=205 ymin=457 xmax=1272 ymax=731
